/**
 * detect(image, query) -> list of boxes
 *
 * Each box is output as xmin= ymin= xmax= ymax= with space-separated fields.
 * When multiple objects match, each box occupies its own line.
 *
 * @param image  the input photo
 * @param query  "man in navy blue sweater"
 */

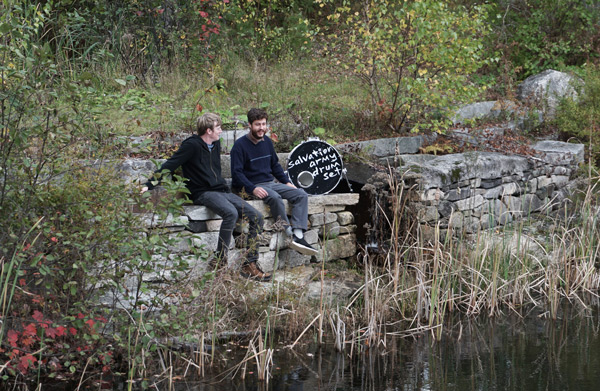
xmin=141 ymin=113 xmax=271 ymax=281
xmin=231 ymin=108 xmax=318 ymax=256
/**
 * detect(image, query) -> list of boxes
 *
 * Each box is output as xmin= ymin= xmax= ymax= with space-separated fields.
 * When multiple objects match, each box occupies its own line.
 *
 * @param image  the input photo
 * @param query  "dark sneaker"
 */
xmin=290 ymin=236 xmax=319 ymax=256
xmin=240 ymin=262 xmax=272 ymax=282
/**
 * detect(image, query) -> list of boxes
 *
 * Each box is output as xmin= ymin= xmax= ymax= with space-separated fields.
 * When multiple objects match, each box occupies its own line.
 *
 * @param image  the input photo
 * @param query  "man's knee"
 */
xmin=221 ymin=206 xmax=239 ymax=223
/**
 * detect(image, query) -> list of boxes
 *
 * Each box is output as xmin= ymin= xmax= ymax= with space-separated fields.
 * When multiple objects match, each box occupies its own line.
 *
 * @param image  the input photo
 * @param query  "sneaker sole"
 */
xmin=289 ymin=241 xmax=319 ymax=256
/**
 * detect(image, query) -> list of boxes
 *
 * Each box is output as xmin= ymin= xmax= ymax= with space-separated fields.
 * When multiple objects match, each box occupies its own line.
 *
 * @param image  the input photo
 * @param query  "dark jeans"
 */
xmin=195 ymin=191 xmax=263 ymax=263
xmin=257 ymin=182 xmax=309 ymax=230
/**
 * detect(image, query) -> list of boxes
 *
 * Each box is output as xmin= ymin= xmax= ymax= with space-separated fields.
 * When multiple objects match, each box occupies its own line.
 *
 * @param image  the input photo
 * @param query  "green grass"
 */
xmin=89 ymin=55 xmax=369 ymax=147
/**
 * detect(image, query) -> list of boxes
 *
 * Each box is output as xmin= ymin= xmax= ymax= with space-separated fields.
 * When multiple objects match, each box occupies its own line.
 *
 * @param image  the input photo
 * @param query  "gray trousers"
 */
xmin=195 ymin=191 xmax=263 ymax=263
xmin=257 ymin=182 xmax=308 ymax=230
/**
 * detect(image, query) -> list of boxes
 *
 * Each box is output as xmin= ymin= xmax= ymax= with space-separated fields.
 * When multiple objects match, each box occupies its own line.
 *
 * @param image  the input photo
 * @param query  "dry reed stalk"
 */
xmin=328 ymin=308 xmax=346 ymax=352
xmin=235 ymin=328 xmax=273 ymax=383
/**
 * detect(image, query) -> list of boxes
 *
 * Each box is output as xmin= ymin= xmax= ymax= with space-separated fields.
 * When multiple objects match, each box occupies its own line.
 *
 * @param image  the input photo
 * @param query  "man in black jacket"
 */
xmin=141 ymin=113 xmax=271 ymax=281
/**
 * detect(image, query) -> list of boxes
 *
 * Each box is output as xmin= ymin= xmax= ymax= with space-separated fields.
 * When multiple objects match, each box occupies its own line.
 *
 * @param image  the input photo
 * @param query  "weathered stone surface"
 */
xmin=279 ymin=249 xmax=314 ymax=269
xmin=445 ymin=186 xmax=473 ymax=201
xmin=269 ymin=232 xmax=288 ymax=251
xmin=522 ymin=194 xmax=545 ymax=214
xmin=533 ymin=140 xmax=585 ymax=165
xmin=319 ymin=221 xmax=341 ymax=239
xmin=455 ymin=194 xmax=485 ymax=211
xmin=483 ymin=186 xmax=503 ymax=199
xmin=184 ymin=193 xmax=358 ymax=221
xmin=452 ymin=100 xmax=517 ymax=125
xmin=187 ymin=221 xmax=208 ymax=233
xmin=306 ymin=280 xmax=356 ymax=302
xmin=308 ymin=193 xmax=360 ymax=207
xmin=537 ymin=175 xmax=553 ymax=189
xmin=464 ymin=217 xmax=481 ymax=233
xmin=400 ymin=152 xmax=534 ymax=190
xmin=304 ymin=229 xmax=319 ymax=245
xmin=448 ymin=211 xmax=464 ymax=229
xmin=417 ymin=206 xmax=439 ymax=223
xmin=343 ymin=161 xmax=380 ymax=185
xmin=516 ymin=69 xmax=579 ymax=118
xmin=191 ymin=232 xmax=233 ymax=252
xmin=337 ymin=211 xmax=355 ymax=226
xmin=205 ymin=219 xmax=222 ymax=232
xmin=320 ymin=234 xmax=357 ymax=261
xmin=502 ymin=196 xmax=522 ymax=216
xmin=140 ymin=213 xmax=189 ymax=229
xmin=420 ymin=188 xmax=444 ymax=202
xmin=551 ymin=175 xmax=570 ymax=188
xmin=480 ymin=199 xmax=512 ymax=225
xmin=185 ymin=205 xmax=222 ymax=220
xmin=257 ymin=250 xmax=276 ymax=272
xmin=337 ymin=136 xmax=423 ymax=158
xmin=120 ymin=158 xmax=161 ymax=185
xmin=338 ymin=225 xmax=357 ymax=235
xmin=438 ymin=200 xmax=455 ymax=218
xmin=310 ymin=212 xmax=338 ymax=226
xmin=553 ymin=166 xmax=569 ymax=176
xmin=220 ymin=129 xmax=249 ymax=153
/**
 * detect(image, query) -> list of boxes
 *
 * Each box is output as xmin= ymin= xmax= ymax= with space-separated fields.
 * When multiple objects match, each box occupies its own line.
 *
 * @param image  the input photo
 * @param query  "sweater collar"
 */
xmin=246 ymin=132 xmax=264 ymax=145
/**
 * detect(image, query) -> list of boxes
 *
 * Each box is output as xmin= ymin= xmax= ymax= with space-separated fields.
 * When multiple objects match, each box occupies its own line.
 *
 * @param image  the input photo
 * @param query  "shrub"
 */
xmin=555 ymin=65 xmax=600 ymax=167
xmin=322 ymin=0 xmax=492 ymax=133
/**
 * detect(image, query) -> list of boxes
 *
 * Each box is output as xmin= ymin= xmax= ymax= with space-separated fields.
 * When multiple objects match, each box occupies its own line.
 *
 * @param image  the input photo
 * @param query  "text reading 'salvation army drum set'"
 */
xmin=286 ymin=138 xmax=348 ymax=195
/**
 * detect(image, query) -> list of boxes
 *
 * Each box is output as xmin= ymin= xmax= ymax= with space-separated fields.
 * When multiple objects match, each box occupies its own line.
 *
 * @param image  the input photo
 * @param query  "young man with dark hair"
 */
xmin=230 ymin=108 xmax=318 ymax=256
xmin=141 ymin=112 xmax=271 ymax=281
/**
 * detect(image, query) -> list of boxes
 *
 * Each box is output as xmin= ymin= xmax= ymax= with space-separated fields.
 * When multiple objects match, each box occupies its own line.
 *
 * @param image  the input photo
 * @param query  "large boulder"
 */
xmin=516 ymin=69 xmax=580 ymax=119
xmin=452 ymin=100 xmax=518 ymax=125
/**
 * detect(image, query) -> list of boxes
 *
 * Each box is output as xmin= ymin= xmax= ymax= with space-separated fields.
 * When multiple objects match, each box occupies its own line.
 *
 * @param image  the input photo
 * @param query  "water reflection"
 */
xmin=160 ymin=308 xmax=600 ymax=391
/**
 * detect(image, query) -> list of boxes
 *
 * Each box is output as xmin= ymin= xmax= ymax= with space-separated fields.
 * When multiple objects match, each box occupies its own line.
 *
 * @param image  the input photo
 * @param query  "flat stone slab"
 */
xmin=184 ymin=193 xmax=359 ymax=221
xmin=533 ymin=140 xmax=584 ymax=165
xmin=398 ymin=140 xmax=584 ymax=191
xmin=399 ymin=152 xmax=533 ymax=190
xmin=337 ymin=136 xmax=423 ymax=157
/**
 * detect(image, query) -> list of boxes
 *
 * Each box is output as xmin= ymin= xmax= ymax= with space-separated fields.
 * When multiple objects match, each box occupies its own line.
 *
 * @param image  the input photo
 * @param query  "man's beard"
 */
xmin=250 ymin=129 xmax=264 ymax=140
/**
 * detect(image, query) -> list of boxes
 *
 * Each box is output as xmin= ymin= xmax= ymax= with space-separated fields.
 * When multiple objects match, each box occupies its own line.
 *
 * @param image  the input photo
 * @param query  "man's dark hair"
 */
xmin=247 ymin=108 xmax=268 ymax=125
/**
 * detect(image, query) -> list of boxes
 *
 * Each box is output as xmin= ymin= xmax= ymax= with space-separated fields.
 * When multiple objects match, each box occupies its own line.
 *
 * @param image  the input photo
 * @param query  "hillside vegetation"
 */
xmin=1 ymin=0 xmax=600 ymax=387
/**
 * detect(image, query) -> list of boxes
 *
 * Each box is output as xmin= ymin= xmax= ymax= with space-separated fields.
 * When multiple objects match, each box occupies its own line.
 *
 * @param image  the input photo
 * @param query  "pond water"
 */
xmin=115 ymin=307 xmax=600 ymax=391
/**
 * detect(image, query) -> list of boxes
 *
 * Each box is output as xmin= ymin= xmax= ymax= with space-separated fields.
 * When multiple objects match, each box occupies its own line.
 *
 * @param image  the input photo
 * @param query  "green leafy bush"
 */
xmin=555 ymin=65 xmax=600 ymax=167
xmin=322 ymin=0 xmax=492 ymax=134
xmin=487 ymin=0 xmax=600 ymax=79
xmin=0 ymin=3 xmax=211 ymax=383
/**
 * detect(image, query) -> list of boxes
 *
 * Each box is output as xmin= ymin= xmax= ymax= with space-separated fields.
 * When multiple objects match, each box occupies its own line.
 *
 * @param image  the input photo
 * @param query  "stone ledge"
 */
xmin=184 ymin=193 xmax=359 ymax=220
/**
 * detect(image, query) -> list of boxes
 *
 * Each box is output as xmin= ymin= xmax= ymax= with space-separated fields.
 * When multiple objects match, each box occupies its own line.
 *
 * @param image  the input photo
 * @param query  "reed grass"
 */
xmin=336 ymin=169 xmax=600 ymax=346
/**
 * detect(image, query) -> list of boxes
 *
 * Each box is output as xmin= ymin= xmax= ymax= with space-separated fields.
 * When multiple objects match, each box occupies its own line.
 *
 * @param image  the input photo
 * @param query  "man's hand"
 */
xmin=285 ymin=182 xmax=297 ymax=189
xmin=252 ymin=187 xmax=268 ymax=199
xmin=140 ymin=186 xmax=149 ymax=195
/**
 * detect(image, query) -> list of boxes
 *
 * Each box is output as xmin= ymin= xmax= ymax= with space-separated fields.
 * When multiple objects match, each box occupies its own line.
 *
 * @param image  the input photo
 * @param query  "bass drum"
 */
xmin=287 ymin=138 xmax=344 ymax=195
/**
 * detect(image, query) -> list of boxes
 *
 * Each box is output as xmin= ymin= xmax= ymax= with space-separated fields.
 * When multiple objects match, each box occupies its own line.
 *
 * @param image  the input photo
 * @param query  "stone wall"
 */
xmin=139 ymin=193 xmax=359 ymax=273
xmin=395 ymin=140 xmax=584 ymax=239
xmin=120 ymin=150 xmax=360 ymax=272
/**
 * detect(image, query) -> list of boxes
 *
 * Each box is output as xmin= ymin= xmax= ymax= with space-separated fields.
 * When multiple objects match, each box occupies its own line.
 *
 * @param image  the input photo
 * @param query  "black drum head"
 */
xmin=287 ymin=139 xmax=344 ymax=195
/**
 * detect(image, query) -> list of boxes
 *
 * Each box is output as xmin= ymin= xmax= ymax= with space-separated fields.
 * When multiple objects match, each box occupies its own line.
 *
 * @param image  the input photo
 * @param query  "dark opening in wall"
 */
xmin=332 ymin=179 xmax=371 ymax=247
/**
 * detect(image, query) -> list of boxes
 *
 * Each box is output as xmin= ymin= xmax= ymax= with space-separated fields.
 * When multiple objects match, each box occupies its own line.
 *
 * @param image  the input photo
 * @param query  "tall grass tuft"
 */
xmin=342 ymin=168 xmax=600 ymax=346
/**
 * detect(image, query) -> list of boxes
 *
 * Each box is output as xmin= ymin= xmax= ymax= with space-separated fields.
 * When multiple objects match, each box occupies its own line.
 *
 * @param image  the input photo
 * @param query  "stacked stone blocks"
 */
xmin=140 ymin=194 xmax=359 ymax=273
xmin=400 ymin=141 xmax=585 ymax=239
